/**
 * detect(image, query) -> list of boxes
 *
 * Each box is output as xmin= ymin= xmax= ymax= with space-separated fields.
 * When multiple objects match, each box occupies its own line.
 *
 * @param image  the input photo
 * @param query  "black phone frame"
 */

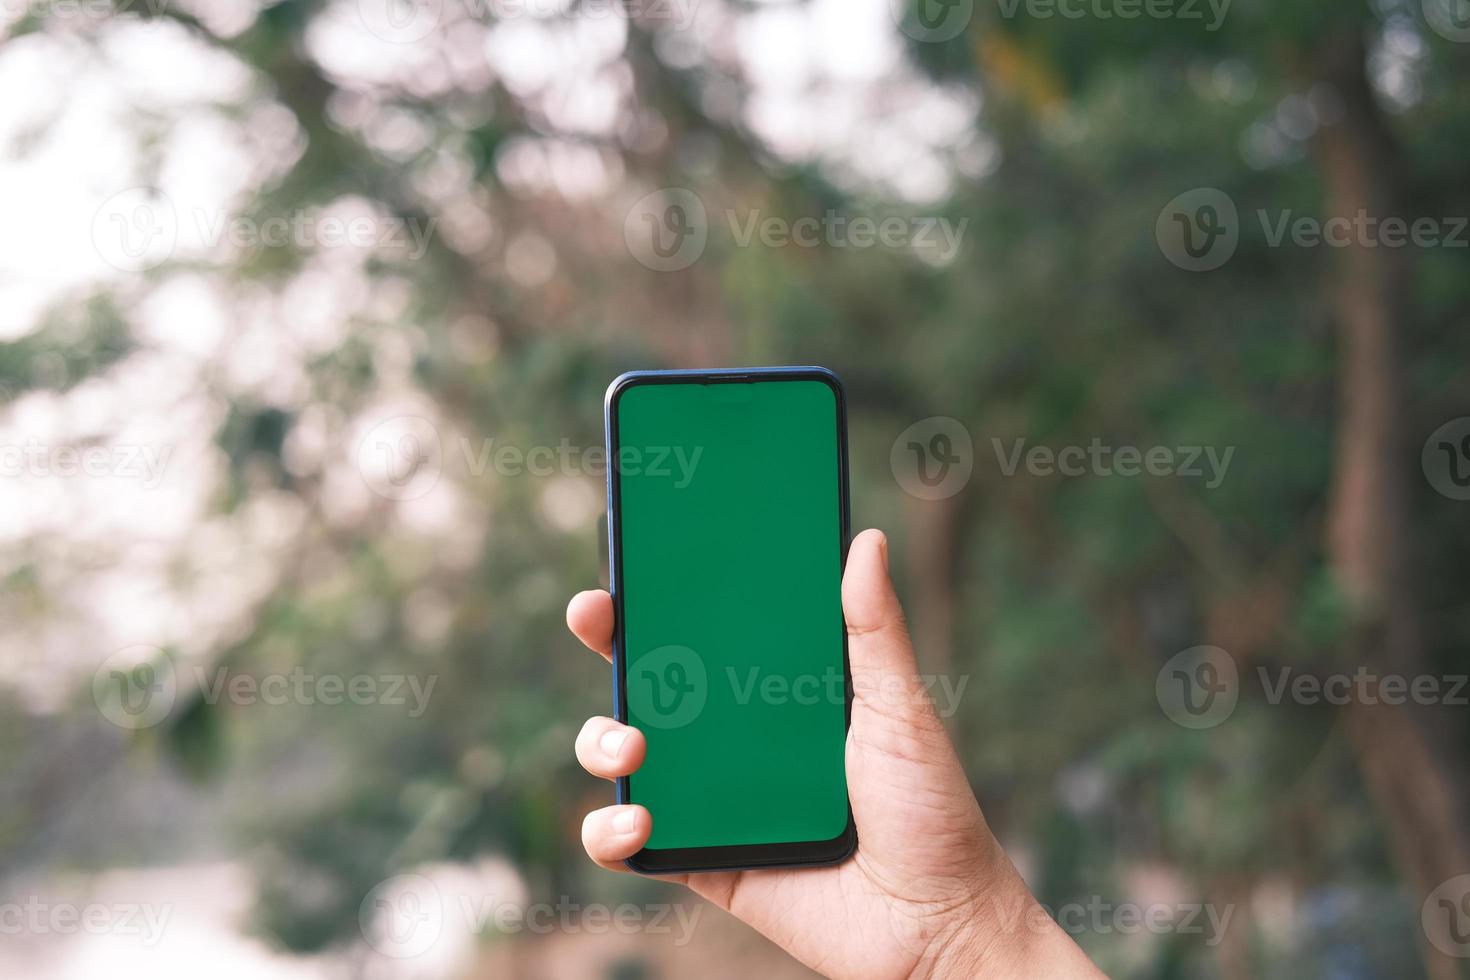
xmin=602 ymin=365 xmax=857 ymax=875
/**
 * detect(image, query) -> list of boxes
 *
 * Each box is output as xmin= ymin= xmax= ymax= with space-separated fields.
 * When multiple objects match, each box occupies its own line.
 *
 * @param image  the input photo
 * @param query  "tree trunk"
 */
xmin=903 ymin=491 xmax=973 ymax=742
xmin=1314 ymin=32 xmax=1470 ymax=980
xmin=904 ymin=491 xmax=964 ymax=675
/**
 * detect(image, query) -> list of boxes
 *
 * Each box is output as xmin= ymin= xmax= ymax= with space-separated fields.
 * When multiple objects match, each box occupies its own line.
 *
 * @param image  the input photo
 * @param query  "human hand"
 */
xmin=568 ymin=528 xmax=1105 ymax=979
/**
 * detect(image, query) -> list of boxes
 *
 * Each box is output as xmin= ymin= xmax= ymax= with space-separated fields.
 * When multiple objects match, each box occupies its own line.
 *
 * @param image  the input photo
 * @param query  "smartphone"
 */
xmin=603 ymin=366 xmax=857 ymax=874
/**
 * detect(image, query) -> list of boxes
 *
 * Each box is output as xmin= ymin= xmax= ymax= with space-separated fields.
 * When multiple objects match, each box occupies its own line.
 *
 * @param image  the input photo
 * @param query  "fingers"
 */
xmin=576 ymin=716 xmax=646 ymax=780
xmin=842 ymin=529 xmax=918 ymax=676
xmin=567 ymin=595 xmax=654 ymax=876
xmin=843 ymin=528 xmax=945 ymax=729
xmin=581 ymin=804 xmax=652 ymax=872
xmin=567 ymin=590 xmax=615 ymax=660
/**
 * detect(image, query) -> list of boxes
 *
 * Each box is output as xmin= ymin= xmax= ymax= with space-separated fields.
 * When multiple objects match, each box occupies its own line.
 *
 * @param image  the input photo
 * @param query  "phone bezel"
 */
xmin=603 ymin=365 xmax=857 ymax=875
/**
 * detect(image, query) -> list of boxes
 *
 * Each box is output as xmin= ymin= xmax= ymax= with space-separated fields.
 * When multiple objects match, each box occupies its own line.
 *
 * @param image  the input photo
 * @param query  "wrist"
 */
xmin=909 ymin=853 xmax=1103 ymax=980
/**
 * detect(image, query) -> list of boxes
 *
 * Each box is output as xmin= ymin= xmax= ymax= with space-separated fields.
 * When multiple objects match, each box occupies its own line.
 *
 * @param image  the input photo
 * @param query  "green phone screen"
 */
xmin=614 ymin=378 xmax=849 ymax=851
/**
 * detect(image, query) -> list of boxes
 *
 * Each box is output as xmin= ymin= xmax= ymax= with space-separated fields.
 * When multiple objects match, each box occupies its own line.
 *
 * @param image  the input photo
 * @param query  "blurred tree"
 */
xmin=1 ymin=0 xmax=1466 ymax=975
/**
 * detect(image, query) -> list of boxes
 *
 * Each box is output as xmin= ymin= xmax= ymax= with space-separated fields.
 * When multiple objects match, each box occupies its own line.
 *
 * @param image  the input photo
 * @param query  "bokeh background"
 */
xmin=3 ymin=0 xmax=1469 ymax=975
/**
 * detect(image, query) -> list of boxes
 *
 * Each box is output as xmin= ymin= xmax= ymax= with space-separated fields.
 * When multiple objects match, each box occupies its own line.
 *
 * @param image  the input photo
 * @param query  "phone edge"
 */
xmin=602 ymin=366 xmax=858 ymax=875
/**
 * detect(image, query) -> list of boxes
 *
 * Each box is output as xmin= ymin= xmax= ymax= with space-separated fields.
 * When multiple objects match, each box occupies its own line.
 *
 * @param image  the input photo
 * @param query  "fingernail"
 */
xmin=613 ymin=809 xmax=638 ymax=834
xmin=600 ymin=729 xmax=628 ymax=758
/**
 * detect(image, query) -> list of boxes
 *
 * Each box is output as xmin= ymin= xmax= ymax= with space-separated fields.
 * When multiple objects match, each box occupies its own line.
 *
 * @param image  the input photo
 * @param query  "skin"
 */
xmin=568 ymin=528 xmax=1106 ymax=979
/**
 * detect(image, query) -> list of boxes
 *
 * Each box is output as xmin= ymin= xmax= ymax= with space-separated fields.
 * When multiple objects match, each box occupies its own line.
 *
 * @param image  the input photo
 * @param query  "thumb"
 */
xmin=843 ymin=529 xmax=930 ymax=712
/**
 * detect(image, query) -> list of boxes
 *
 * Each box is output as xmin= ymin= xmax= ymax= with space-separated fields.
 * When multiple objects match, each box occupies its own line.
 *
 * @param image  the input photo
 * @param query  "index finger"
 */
xmin=566 ymin=589 xmax=615 ymax=661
